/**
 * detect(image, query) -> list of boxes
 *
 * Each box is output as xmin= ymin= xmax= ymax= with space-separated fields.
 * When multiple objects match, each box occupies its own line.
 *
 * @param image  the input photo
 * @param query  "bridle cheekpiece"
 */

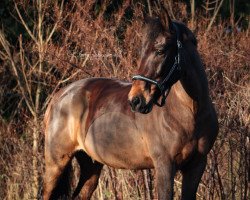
xmin=132 ymin=23 xmax=182 ymax=107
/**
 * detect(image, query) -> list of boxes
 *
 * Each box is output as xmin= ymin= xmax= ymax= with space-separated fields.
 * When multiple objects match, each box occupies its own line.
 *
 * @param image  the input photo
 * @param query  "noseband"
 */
xmin=132 ymin=23 xmax=182 ymax=107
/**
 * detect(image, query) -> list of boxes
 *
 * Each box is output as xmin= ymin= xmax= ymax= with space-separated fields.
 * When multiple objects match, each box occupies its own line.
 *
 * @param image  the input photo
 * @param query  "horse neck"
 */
xmin=171 ymin=81 xmax=196 ymax=112
xmin=172 ymin=47 xmax=210 ymax=113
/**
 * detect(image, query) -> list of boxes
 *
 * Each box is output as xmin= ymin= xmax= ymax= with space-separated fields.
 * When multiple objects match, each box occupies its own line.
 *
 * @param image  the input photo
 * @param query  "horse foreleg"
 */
xmin=181 ymin=155 xmax=207 ymax=200
xmin=154 ymin=157 xmax=175 ymax=200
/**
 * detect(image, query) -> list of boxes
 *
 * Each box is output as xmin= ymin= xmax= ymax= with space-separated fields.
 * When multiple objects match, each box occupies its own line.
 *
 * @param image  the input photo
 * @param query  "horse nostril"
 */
xmin=128 ymin=99 xmax=133 ymax=108
xmin=132 ymin=97 xmax=141 ymax=107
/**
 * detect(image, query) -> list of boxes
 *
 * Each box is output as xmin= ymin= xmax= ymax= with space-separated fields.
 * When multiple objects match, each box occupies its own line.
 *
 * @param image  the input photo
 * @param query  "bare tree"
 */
xmin=0 ymin=0 xmax=65 ymax=197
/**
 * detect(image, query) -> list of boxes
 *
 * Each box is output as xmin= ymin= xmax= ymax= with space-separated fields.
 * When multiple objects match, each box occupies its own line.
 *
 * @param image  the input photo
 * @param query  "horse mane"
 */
xmin=173 ymin=21 xmax=197 ymax=47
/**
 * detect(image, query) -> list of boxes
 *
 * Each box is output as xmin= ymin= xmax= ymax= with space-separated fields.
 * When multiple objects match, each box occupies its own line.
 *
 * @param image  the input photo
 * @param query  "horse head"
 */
xmin=128 ymin=8 xmax=196 ymax=114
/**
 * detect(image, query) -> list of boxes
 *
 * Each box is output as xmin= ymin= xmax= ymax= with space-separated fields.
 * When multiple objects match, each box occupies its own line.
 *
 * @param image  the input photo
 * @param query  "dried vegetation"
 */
xmin=0 ymin=0 xmax=249 ymax=199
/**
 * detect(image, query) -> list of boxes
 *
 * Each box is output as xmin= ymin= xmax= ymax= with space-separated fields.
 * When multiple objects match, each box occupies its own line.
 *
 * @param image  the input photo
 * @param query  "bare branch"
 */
xmin=46 ymin=1 xmax=64 ymax=44
xmin=14 ymin=3 xmax=38 ymax=44
xmin=19 ymin=35 xmax=33 ymax=103
xmin=0 ymin=30 xmax=36 ymax=117
xmin=206 ymin=0 xmax=224 ymax=33
xmin=190 ymin=0 xmax=195 ymax=30
xmin=147 ymin=0 xmax=152 ymax=16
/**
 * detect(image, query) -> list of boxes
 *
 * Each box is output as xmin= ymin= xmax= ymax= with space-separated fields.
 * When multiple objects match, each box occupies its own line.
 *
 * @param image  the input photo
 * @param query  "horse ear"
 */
xmin=160 ymin=6 xmax=174 ymax=33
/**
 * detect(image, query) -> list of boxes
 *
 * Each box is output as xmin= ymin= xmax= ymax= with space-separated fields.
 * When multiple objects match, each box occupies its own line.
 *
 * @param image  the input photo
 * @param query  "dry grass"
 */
xmin=0 ymin=0 xmax=249 ymax=199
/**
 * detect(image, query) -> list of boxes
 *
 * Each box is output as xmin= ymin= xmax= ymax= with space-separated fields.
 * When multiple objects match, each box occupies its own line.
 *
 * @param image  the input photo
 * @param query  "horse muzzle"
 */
xmin=128 ymin=96 xmax=153 ymax=114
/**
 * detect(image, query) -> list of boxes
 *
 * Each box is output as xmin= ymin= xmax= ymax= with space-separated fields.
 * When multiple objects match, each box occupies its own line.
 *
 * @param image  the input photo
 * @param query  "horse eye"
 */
xmin=156 ymin=49 xmax=164 ymax=55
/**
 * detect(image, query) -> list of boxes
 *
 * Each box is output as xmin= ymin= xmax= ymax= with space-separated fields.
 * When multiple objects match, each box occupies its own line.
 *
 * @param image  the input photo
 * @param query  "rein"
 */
xmin=132 ymin=23 xmax=183 ymax=107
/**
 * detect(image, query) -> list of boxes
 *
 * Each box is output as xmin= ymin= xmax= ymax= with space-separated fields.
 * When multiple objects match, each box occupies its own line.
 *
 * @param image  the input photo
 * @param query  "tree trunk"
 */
xmin=32 ymin=117 xmax=39 ymax=198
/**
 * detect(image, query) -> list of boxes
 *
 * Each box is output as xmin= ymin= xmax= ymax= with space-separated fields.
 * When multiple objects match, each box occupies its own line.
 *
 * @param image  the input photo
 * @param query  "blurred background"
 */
xmin=0 ymin=0 xmax=249 ymax=199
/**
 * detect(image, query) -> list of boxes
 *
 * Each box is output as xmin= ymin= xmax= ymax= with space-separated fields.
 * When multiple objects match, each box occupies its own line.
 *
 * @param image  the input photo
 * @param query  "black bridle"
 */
xmin=132 ymin=23 xmax=183 ymax=107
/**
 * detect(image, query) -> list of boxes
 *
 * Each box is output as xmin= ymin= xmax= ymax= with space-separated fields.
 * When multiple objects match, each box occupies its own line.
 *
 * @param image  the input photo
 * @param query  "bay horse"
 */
xmin=43 ymin=9 xmax=218 ymax=200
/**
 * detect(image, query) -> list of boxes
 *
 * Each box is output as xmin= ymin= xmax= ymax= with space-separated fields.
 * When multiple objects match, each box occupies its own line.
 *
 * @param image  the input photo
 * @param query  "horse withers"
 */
xmin=43 ymin=8 xmax=218 ymax=200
